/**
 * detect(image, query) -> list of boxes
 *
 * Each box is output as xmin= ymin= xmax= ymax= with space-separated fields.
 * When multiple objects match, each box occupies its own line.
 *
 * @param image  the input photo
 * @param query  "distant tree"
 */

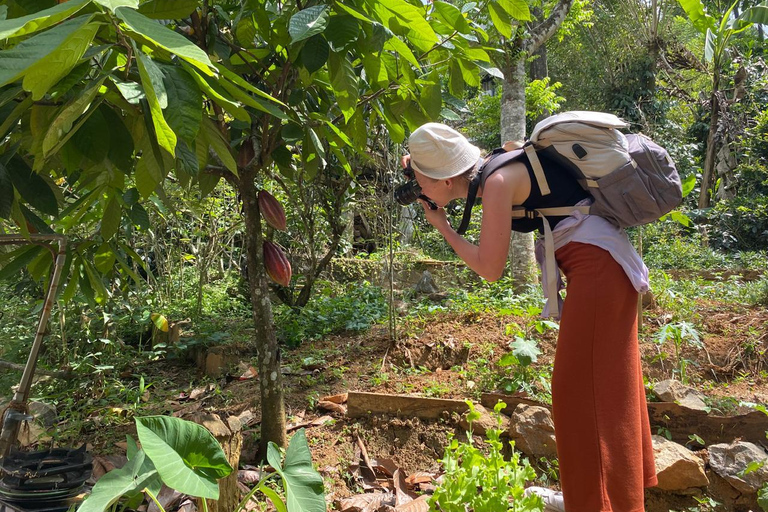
xmin=678 ymin=0 xmax=768 ymax=207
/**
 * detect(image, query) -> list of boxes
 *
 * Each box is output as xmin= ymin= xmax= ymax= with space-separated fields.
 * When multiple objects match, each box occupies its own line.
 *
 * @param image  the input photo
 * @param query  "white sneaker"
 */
xmin=524 ymin=486 xmax=566 ymax=512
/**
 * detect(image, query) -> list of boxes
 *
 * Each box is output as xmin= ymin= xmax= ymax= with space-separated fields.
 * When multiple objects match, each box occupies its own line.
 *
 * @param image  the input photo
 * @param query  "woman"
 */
xmin=404 ymin=123 xmax=657 ymax=512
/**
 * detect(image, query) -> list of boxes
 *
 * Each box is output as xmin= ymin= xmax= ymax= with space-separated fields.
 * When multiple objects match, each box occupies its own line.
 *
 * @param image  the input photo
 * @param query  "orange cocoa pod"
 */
xmin=258 ymin=190 xmax=287 ymax=231
xmin=263 ymin=241 xmax=291 ymax=287
xmin=237 ymin=139 xmax=255 ymax=169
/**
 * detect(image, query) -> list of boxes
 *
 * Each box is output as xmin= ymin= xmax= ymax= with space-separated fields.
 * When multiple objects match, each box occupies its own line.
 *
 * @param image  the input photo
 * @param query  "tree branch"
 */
xmin=525 ymin=0 xmax=576 ymax=54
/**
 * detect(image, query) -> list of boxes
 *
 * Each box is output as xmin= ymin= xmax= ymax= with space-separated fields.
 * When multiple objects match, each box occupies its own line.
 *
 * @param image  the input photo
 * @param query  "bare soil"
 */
xmin=69 ymin=296 xmax=768 ymax=510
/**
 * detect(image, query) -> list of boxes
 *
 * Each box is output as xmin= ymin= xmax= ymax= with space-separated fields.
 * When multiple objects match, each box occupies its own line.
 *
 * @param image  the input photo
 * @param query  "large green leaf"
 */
xmin=382 ymin=34 xmax=419 ymax=67
xmin=0 ymin=15 xmax=93 ymax=90
xmin=100 ymin=195 xmax=121 ymax=241
xmin=0 ymin=0 xmax=90 ymax=39
xmin=298 ymin=34 xmax=329 ymax=73
xmin=70 ymin=105 xmax=110 ymax=164
xmin=184 ymin=64 xmax=250 ymax=122
xmin=115 ymin=6 xmax=214 ymax=75
xmin=213 ymin=64 xmax=287 ymax=107
xmin=496 ymin=0 xmax=531 ymax=21
xmin=79 ymin=450 xmax=158 ymax=512
xmin=42 ymin=76 xmax=106 ymax=157
xmin=138 ymin=0 xmax=198 ymax=19
xmin=487 ymin=2 xmax=512 ymax=38
xmin=0 ymin=245 xmax=43 ymax=282
xmin=740 ymin=3 xmax=768 ymax=24
xmin=136 ymin=416 xmax=233 ymax=499
xmin=269 ymin=430 xmax=325 ymax=512
xmin=135 ymin=135 xmax=165 ymax=198
xmin=0 ymin=162 xmax=12 ymax=219
xmin=328 ymin=51 xmax=358 ymax=122
xmin=160 ymin=64 xmax=202 ymax=144
xmin=137 ymin=50 xmax=177 ymax=156
xmin=6 ymin=155 xmax=58 ymax=216
xmin=101 ymin=105 xmax=135 ymax=173
xmin=433 ymin=1 xmax=471 ymax=33
xmin=23 ymin=19 xmax=99 ymax=100
xmin=677 ymin=0 xmax=714 ymax=33
xmin=288 ymin=5 xmax=329 ymax=43
xmin=419 ymin=71 xmax=442 ymax=120
xmin=201 ymin=117 xmax=237 ymax=176
xmin=704 ymin=28 xmax=716 ymax=62
xmin=511 ymin=337 xmax=540 ymax=365
xmin=325 ymin=15 xmax=360 ymax=50
xmin=94 ymin=0 xmax=140 ymax=10
xmin=370 ymin=0 xmax=437 ymax=52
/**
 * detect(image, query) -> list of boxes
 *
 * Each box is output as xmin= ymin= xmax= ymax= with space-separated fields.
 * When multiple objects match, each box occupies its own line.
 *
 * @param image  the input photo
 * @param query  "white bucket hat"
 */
xmin=408 ymin=123 xmax=482 ymax=179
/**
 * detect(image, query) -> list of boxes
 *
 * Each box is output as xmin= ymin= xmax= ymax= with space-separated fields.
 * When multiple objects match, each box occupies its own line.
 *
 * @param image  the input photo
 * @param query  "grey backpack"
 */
xmin=479 ymin=111 xmax=683 ymax=315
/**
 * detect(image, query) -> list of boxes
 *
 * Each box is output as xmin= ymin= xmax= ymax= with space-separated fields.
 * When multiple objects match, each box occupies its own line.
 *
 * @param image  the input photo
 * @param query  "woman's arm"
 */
xmin=424 ymin=168 xmax=519 ymax=281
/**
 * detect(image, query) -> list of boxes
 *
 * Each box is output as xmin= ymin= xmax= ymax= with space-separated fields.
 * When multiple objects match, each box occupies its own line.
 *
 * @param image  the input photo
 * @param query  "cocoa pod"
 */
xmin=263 ymin=241 xmax=291 ymax=287
xmin=258 ymin=190 xmax=287 ymax=231
xmin=237 ymin=139 xmax=255 ymax=169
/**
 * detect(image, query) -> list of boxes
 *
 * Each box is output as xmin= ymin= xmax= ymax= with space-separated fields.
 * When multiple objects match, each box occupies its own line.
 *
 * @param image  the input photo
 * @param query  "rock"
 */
xmin=413 ymin=271 xmax=439 ymax=295
xmin=506 ymin=404 xmax=558 ymax=459
xmin=29 ymin=401 xmax=57 ymax=427
xmin=459 ymin=404 xmax=508 ymax=436
xmin=708 ymin=441 xmax=768 ymax=494
xmin=653 ymin=380 xmax=708 ymax=411
xmin=652 ymin=435 xmax=709 ymax=491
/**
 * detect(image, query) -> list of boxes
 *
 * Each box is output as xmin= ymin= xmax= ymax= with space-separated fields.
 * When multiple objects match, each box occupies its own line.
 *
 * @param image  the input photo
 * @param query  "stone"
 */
xmin=29 ymin=401 xmax=57 ymax=427
xmin=459 ymin=404 xmax=508 ymax=436
xmin=653 ymin=379 xmax=708 ymax=411
xmin=413 ymin=270 xmax=439 ymax=295
xmin=708 ymin=441 xmax=768 ymax=494
xmin=506 ymin=404 xmax=558 ymax=459
xmin=652 ymin=435 xmax=709 ymax=491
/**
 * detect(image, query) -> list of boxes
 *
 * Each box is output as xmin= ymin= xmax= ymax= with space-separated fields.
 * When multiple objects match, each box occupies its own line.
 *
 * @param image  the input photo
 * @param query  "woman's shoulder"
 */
xmin=483 ymin=158 xmax=531 ymax=204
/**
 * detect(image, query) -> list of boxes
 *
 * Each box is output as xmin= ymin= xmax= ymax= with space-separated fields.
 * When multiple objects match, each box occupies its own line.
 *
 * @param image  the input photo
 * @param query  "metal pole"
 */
xmin=0 ymin=234 xmax=67 ymax=458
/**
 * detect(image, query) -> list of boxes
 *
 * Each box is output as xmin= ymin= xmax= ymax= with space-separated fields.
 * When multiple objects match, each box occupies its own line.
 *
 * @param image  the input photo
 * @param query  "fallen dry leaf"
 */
xmin=337 ymin=492 xmax=395 ymax=512
xmin=321 ymin=392 xmax=348 ymax=404
xmin=394 ymin=495 xmax=430 ymax=512
xmin=317 ymin=400 xmax=346 ymax=414
xmin=405 ymin=472 xmax=436 ymax=486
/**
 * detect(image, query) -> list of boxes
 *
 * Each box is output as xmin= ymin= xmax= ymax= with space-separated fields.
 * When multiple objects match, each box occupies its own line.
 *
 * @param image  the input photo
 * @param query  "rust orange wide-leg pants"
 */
xmin=552 ymin=242 xmax=657 ymax=512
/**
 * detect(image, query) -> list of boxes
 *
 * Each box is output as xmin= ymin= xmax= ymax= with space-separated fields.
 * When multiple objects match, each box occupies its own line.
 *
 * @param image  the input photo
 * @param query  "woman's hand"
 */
xmin=401 ymin=154 xmax=411 ymax=169
xmin=418 ymin=199 xmax=450 ymax=232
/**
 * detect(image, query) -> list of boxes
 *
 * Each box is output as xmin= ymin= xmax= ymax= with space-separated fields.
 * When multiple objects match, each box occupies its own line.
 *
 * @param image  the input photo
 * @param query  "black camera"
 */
xmin=394 ymin=164 xmax=437 ymax=210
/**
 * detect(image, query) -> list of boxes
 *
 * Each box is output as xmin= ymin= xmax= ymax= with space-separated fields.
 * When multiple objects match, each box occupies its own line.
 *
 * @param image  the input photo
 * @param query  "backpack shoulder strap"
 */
xmin=480 ymin=146 xmax=551 ymax=197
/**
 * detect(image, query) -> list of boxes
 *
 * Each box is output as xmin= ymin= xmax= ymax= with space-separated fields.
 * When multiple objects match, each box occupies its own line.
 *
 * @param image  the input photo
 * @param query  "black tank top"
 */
xmin=481 ymin=147 xmax=589 ymax=233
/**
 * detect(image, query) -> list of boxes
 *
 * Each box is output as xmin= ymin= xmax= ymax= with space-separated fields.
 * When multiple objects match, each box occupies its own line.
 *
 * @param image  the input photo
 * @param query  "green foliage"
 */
xmin=265 ymin=429 xmax=326 ymax=512
xmin=429 ymin=401 xmax=544 ymax=512
xmin=654 ymin=321 xmax=702 ymax=384
xmin=80 ymin=415 xmax=233 ymax=511
xmin=274 ymin=282 xmax=386 ymax=347
xmin=525 ymin=78 xmax=565 ymax=123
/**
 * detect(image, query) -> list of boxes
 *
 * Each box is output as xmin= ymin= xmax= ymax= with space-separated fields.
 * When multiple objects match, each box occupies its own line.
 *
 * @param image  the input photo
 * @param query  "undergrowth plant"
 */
xmin=429 ymin=401 xmax=544 ymax=512
xmin=654 ymin=321 xmax=702 ymax=384
xmin=80 ymin=417 xmax=325 ymax=512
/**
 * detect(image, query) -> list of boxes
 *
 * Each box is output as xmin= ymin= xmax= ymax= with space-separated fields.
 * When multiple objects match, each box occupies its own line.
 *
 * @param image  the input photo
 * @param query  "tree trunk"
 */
xmin=192 ymin=413 xmax=242 ymax=512
xmin=699 ymin=73 xmax=721 ymax=209
xmin=240 ymin=178 xmax=287 ymax=451
xmin=501 ymin=59 xmax=538 ymax=289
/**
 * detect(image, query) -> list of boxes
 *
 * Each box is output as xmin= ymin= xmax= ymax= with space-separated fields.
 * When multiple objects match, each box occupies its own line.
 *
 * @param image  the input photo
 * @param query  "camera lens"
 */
xmin=394 ymin=180 xmax=423 ymax=206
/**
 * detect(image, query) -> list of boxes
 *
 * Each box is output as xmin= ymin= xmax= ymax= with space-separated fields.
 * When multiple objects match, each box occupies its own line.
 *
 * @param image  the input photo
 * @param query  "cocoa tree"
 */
xmin=0 ymin=0 xmax=530 ymax=449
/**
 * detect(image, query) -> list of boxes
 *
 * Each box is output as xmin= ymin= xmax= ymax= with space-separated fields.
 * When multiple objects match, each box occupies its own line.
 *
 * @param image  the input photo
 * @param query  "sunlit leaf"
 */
xmin=289 ymin=5 xmax=329 ymax=43
xmin=138 ymin=0 xmax=198 ymax=19
xmin=136 ymin=416 xmax=233 ymax=499
xmin=0 ymin=0 xmax=90 ymax=39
